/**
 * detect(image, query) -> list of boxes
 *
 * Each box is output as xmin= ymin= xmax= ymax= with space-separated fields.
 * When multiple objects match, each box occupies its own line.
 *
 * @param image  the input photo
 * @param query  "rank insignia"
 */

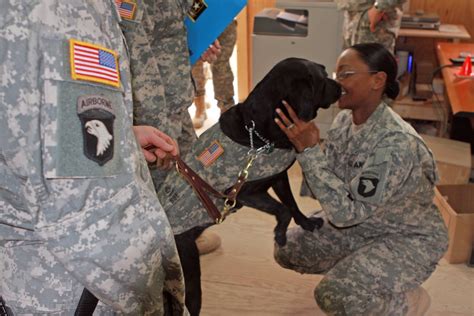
xmin=115 ymin=0 xmax=137 ymax=20
xmin=197 ymin=140 xmax=224 ymax=167
xmin=188 ymin=0 xmax=208 ymax=22
xmin=77 ymin=95 xmax=116 ymax=166
xmin=70 ymin=39 xmax=120 ymax=88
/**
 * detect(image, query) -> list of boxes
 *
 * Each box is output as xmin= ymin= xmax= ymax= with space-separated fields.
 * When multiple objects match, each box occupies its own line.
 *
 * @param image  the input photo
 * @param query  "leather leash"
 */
xmin=174 ymin=155 xmax=254 ymax=224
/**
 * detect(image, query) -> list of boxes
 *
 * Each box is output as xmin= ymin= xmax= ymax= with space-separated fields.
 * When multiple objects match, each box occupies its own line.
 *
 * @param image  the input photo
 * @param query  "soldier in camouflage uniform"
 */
xmin=192 ymin=20 xmax=238 ymax=128
xmin=274 ymin=43 xmax=448 ymax=315
xmin=335 ymin=0 xmax=406 ymax=52
xmin=121 ymin=0 xmax=197 ymax=187
xmin=0 ymin=1 xmax=187 ymax=314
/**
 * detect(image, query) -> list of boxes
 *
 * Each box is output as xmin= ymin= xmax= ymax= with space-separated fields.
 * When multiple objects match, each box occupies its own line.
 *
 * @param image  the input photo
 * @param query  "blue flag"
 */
xmin=185 ymin=0 xmax=247 ymax=65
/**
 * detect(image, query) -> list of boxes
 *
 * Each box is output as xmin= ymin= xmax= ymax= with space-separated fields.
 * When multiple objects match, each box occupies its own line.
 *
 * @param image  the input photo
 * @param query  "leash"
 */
xmin=145 ymin=120 xmax=274 ymax=224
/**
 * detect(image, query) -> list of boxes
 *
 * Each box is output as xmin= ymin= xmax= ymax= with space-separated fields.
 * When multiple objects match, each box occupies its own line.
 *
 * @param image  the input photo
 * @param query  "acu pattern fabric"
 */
xmin=0 ymin=1 xmax=187 ymax=314
xmin=335 ymin=0 xmax=406 ymax=52
xmin=157 ymin=124 xmax=296 ymax=235
xmin=275 ymin=102 xmax=448 ymax=315
xmin=192 ymin=20 xmax=238 ymax=111
xmin=121 ymin=0 xmax=196 ymax=187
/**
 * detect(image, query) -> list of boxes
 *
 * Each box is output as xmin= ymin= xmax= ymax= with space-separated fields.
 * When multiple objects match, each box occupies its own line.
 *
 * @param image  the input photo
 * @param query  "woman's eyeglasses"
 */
xmin=335 ymin=70 xmax=378 ymax=80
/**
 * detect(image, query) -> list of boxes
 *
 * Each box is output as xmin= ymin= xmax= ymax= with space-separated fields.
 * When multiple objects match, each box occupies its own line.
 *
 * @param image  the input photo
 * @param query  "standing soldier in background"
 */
xmin=1 ymin=0 xmax=187 ymax=314
xmin=335 ymin=0 xmax=407 ymax=52
xmin=119 ymin=0 xmax=222 ymax=256
xmin=192 ymin=20 xmax=238 ymax=128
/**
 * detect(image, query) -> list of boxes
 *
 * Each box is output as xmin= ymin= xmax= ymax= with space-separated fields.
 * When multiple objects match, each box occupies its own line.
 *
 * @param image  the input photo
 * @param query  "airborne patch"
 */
xmin=357 ymin=176 xmax=379 ymax=197
xmin=77 ymin=95 xmax=116 ymax=166
xmin=188 ymin=0 xmax=208 ymax=22
xmin=70 ymin=39 xmax=120 ymax=88
xmin=197 ymin=140 xmax=224 ymax=167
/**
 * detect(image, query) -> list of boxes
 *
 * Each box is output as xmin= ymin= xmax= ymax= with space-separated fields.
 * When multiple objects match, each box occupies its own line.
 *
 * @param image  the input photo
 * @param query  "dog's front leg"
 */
xmin=271 ymin=173 xmax=323 ymax=232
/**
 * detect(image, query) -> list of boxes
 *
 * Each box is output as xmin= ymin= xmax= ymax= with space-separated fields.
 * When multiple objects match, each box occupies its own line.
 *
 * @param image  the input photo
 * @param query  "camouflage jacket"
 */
xmin=158 ymin=124 xmax=296 ymax=234
xmin=298 ymin=103 xmax=448 ymax=244
xmin=0 ymin=1 xmax=185 ymax=314
xmin=121 ymin=0 xmax=194 ymax=127
xmin=335 ymin=0 xmax=406 ymax=12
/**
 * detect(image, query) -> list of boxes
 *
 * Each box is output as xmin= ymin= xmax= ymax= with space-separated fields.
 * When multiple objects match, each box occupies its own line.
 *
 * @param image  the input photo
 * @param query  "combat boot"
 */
xmin=192 ymin=95 xmax=207 ymax=129
xmin=195 ymin=230 xmax=221 ymax=255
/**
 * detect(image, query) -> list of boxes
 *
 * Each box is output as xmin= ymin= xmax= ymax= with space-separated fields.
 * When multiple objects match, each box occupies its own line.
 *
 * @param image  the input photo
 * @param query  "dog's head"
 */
xmin=220 ymin=58 xmax=341 ymax=149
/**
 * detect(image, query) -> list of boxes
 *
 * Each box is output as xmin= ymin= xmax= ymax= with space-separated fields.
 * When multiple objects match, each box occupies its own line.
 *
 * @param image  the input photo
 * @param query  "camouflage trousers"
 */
xmin=342 ymin=8 xmax=403 ymax=53
xmin=192 ymin=20 xmax=237 ymax=111
xmin=274 ymin=213 xmax=443 ymax=315
xmin=149 ymin=109 xmax=197 ymax=188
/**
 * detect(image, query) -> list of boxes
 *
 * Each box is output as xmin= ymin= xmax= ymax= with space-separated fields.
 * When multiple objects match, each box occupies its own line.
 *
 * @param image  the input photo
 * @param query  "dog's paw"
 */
xmin=274 ymin=232 xmax=287 ymax=246
xmin=310 ymin=217 xmax=324 ymax=230
xmin=297 ymin=217 xmax=324 ymax=231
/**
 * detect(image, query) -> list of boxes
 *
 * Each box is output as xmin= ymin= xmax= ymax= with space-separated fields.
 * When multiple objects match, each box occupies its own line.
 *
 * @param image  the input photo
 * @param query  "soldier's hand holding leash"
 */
xmin=133 ymin=125 xmax=179 ymax=170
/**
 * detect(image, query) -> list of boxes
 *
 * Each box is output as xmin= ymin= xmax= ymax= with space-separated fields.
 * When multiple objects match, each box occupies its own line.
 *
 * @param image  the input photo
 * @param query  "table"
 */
xmin=399 ymin=24 xmax=471 ymax=43
xmin=436 ymin=42 xmax=474 ymax=117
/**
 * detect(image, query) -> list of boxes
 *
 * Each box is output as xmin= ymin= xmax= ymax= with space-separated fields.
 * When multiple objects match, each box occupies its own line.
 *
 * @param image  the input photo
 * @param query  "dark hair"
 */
xmin=350 ymin=43 xmax=400 ymax=99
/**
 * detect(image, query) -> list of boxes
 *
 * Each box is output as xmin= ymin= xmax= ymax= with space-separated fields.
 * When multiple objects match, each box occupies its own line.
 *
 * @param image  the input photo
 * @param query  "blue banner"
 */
xmin=185 ymin=0 xmax=247 ymax=65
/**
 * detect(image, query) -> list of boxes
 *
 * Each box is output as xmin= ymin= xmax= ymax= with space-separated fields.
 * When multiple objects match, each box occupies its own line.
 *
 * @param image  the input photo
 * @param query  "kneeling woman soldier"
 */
xmin=274 ymin=43 xmax=448 ymax=315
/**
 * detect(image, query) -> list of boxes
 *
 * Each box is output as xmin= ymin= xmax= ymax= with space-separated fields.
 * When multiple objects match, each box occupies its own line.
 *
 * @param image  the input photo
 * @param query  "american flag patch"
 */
xmin=69 ymin=39 xmax=120 ymax=88
xmin=197 ymin=141 xmax=224 ymax=167
xmin=115 ymin=0 xmax=137 ymax=20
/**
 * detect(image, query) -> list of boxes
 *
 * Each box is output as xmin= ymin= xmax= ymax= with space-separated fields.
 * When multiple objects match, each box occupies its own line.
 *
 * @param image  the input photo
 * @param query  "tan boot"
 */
xmin=406 ymin=286 xmax=431 ymax=316
xmin=195 ymin=230 xmax=221 ymax=255
xmin=193 ymin=95 xmax=207 ymax=129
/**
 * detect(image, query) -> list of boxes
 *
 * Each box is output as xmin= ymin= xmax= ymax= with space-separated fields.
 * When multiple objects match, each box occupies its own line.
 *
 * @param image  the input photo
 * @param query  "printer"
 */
xmin=252 ymin=0 xmax=343 ymax=138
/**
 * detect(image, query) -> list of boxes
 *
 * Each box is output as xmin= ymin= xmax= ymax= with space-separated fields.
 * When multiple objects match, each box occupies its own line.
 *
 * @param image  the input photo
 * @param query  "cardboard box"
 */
xmin=434 ymin=185 xmax=474 ymax=264
xmin=421 ymin=135 xmax=471 ymax=185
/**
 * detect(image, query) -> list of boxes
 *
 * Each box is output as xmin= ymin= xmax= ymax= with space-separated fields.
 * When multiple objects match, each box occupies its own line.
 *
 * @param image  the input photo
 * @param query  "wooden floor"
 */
xmin=198 ymin=164 xmax=474 ymax=316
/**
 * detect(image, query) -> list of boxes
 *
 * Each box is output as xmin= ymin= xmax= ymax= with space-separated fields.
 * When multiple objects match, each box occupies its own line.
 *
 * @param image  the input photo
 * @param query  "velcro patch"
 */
xmin=197 ymin=140 xmax=224 ymax=167
xmin=77 ymin=95 xmax=116 ymax=166
xmin=115 ymin=0 xmax=137 ymax=20
xmin=188 ymin=0 xmax=208 ymax=22
xmin=69 ymin=39 xmax=120 ymax=88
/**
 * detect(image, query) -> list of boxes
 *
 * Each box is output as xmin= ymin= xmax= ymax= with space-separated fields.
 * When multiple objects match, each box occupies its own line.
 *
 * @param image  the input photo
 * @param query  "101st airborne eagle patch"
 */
xmin=197 ymin=140 xmax=224 ymax=167
xmin=69 ymin=39 xmax=121 ymax=88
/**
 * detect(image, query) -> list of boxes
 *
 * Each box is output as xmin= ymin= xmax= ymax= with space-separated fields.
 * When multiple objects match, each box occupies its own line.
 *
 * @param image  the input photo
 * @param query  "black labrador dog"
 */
xmin=158 ymin=57 xmax=341 ymax=315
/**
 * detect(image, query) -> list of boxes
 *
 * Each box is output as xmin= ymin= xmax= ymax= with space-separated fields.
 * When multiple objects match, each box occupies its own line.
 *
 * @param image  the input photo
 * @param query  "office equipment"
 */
xmin=401 ymin=12 xmax=440 ymax=30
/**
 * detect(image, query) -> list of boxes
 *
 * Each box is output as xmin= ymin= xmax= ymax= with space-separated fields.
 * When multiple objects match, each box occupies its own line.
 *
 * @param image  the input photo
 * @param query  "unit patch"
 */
xmin=77 ymin=95 xmax=115 ymax=165
xmin=115 ymin=0 xmax=137 ymax=20
xmin=188 ymin=0 xmax=208 ymax=22
xmin=197 ymin=140 xmax=224 ymax=167
xmin=70 ymin=39 xmax=120 ymax=88
xmin=357 ymin=176 xmax=379 ymax=197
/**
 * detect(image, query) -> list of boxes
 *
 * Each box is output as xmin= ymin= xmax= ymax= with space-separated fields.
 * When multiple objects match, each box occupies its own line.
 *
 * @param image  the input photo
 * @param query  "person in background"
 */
xmin=335 ymin=0 xmax=406 ymax=52
xmin=274 ymin=43 xmax=448 ymax=315
xmin=192 ymin=20 xmax=238 ymax=128
xmin=119 ymin=0 xmax=222 ymax=255
xmin=1 ymin=0 xmax=187 ymax=314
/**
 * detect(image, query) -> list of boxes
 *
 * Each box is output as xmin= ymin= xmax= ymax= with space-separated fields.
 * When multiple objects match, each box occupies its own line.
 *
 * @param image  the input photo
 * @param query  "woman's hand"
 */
xmin=200 ymin=40 xmax=222 ymax=63
xmin=368 ymin=6 xmax=387 ymax=32
xmin=133 ymin=126 xmax=179 ymax=170
xmin=274 ymin=100 xmax=321 ymax=153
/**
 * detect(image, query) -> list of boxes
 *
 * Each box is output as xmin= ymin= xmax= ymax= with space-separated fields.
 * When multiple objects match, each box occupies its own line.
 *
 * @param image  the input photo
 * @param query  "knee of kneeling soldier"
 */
xmin=314 ymin=278 xmax=347 ymax=316
xmin=273 ymin=244 xmax=294 ymax=270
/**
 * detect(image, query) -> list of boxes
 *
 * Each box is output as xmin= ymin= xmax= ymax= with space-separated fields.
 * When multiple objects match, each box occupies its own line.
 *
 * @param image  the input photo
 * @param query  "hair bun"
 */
xmin=385 ymin=80 xmax=400 ymax=99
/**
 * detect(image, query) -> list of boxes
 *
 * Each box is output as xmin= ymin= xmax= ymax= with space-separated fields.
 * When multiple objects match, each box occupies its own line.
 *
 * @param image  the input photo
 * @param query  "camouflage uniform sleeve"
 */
xmin=297 ymin=133 xmax=417 ymax=227
xmin=120 ymin=3 xmax=175 ymax=132
xmin=375 ymin=0 xmax=407 ymax=11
